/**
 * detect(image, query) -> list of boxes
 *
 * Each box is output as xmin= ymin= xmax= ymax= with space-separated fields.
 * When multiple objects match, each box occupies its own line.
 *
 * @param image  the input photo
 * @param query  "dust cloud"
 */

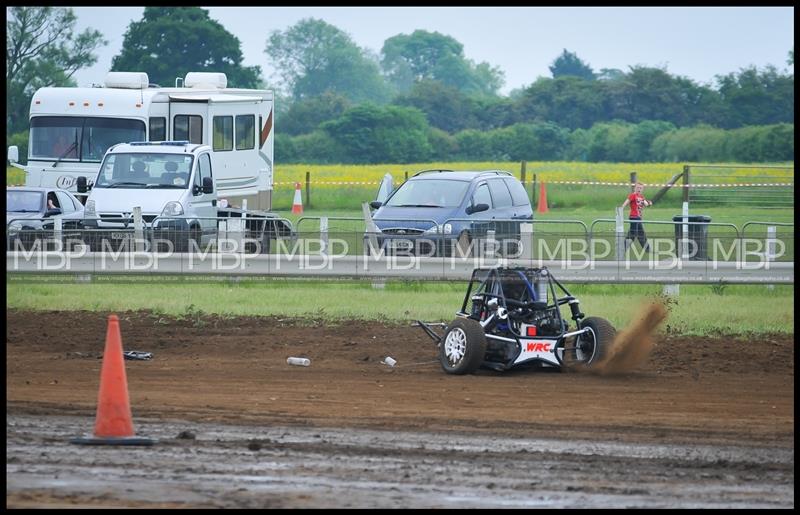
xmin=593 ymin=303 xmax=668 ymax=375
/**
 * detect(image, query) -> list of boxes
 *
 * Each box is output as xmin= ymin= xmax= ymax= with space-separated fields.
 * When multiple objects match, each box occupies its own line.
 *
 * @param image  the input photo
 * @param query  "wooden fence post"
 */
xmin=532 ymin=173 xmax=537 ymax=206
xmin=520 ymin=161 xmax=527 ymax=186
xmin=305 ymin=171 xmax=311 ymax=209
xmin=630 ymin=171 xmax=637 ymax=192
xmin=682 ymin=165 xmax=690 ymax=203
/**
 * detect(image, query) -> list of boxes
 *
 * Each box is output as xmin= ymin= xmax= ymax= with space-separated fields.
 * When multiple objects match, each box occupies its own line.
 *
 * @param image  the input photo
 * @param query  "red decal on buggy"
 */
xmin=525 ymin=343 xmax=551 ymax=352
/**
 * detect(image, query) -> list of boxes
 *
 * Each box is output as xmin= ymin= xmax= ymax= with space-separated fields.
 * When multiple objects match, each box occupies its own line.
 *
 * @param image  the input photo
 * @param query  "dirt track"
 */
xmin=6 ymin=309 xmax=795 ymax=508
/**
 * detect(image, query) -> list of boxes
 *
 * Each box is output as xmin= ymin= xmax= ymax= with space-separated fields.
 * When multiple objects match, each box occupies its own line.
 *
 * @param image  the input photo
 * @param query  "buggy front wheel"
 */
xmin=439 ymin=318 xmax=487 ymax=375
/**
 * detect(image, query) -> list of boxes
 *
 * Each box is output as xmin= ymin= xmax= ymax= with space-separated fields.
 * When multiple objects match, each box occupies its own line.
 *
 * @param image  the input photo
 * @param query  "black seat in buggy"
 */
xmin=497 ymin=270 xmax=535 ymax=305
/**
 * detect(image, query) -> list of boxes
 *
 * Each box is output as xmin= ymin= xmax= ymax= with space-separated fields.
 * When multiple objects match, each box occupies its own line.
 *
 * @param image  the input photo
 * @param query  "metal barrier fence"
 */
xmin=589 ymin=218 xmax=752 ymax=262
xmin=7 ymin=215 xmax=295 ymax=255
xmin=7 ymin=215 xmax=794 ymax=266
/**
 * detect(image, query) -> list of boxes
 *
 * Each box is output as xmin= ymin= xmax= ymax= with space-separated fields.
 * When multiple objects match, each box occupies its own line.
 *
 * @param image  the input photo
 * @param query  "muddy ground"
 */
xmin=6 ymin=309 xmax=795 ymax=508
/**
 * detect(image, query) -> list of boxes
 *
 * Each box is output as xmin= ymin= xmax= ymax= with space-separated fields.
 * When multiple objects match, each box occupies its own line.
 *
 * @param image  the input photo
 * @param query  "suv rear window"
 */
xmin=504 ymin=178 xmax=530 ymax=207
xmin=488 ymin=179 xmax=513 ymax=208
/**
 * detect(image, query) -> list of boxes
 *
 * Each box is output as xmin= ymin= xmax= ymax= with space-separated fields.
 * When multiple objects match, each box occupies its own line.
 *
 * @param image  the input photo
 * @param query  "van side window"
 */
xmin=213 ymin=116 xmax=233 ymax=151
xmin=174 ymin=115 xmax=203 ymax=144
xmin=149 ymin=117 xmax=166 ymax=142
xmin=235 ymin=115 xmax=255 ymax=150
xmin=55 ymin=191 xmax=76 ymax=213
xmin=504 ymin=178 xmax=530 ymax=207
xmin=472 ymin=183 xmax=492 ymax=208
xmin=196 ymin=153 xmax=213 ymax=192
xmin=488 ymin=179 xmax=513 ymax=208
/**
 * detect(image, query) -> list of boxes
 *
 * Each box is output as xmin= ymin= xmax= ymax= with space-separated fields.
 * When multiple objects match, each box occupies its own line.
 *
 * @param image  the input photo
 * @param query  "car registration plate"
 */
xmin=388 ymin=239 xmax=413 ymax=250
xmin=111 ymin=232 xmax=133 ymax=240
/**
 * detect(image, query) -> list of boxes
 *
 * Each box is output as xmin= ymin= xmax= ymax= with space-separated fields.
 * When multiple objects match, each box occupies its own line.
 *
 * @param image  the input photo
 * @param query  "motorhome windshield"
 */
xmin=95 ymin=153 xmax=194 ymax=189
xmin=29 ymin=117 xmax=146 ymax=162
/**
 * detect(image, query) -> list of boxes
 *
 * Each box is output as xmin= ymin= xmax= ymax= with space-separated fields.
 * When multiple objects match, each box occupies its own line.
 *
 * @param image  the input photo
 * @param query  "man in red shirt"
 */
xmin=621 ymin=182 xmax=652 ymax=252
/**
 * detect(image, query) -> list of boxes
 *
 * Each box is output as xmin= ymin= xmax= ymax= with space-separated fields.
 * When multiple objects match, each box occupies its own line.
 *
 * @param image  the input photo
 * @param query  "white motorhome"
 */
xmin=7 ymin=71 xmax=275 ymax=210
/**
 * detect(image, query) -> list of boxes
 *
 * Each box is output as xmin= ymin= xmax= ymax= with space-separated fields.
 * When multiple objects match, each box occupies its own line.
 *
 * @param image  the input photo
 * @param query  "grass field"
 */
xmin=6 ymin=277 xmax=794 ymax=335
xmin=9 ymin=161 xmax=793 ymax=212
xmin=270 ymin=162 xmax=794 ymax=211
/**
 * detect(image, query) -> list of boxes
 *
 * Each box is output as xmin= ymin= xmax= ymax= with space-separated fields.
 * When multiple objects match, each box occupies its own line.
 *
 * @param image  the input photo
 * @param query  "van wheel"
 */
xmin=187 ymin=226 xmax=202 ymax=253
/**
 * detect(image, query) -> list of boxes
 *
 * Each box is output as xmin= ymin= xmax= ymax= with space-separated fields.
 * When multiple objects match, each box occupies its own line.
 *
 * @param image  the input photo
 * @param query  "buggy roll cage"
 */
xmin=458 ymin=267 xmax=586 ymax=336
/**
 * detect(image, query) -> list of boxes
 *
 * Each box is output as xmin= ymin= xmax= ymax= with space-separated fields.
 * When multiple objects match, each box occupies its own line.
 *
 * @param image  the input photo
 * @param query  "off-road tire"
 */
xmin=577 ymin=316 xmax=616 ymax=367
xmin=439 ymin=317 xmax=487 ymax=375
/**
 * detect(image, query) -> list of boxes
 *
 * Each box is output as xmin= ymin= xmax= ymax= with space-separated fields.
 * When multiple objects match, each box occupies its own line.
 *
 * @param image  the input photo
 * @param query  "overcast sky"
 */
xmin=68 ymin=6 xmax=794 ymax=94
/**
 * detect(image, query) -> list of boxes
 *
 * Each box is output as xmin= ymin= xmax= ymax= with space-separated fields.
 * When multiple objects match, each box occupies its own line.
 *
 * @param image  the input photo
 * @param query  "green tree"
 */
xmin=111 ymin=7 xmax=262 ymax=88
xmin=321 ymin=104 xmax=432 ymax=163
xmin=280 ymin=92 xmax=351 ymax=136
xmin=605 ymin=66 xmax=718 ymax=127
xmin=265 ymin=18 xmax=391 ymax=104
xmin=488 ymin=123 xmax=568 ymax=161
xmin=715 ymin=66 xmax=794 ymax=128
xmin=393 ymin=80 xmax=478 ymax=133
xmin=516 ymin=76 xmax=607 ymax=129
xmin=6 ymin=6 xmax=106 ymax=135
xmin=624 ymin=120 xmax=676 ymax=161
xmin=381 ymin=30 xmax=504 ymax=96
xmin=549 ymin=49 xmax=595 ymax=80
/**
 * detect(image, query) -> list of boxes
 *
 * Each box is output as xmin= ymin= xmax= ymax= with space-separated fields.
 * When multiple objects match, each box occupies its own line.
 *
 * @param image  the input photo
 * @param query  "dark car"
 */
xmin=368 ymin=170 xmax=533 ymax=257
xmin=6 ymin=186 xmax=86 ymax=250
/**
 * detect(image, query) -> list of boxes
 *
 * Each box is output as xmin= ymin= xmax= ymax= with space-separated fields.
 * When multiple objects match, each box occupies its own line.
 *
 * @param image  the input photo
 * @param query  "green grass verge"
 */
xmin=6 ymin=277 xmax=793 ymax=335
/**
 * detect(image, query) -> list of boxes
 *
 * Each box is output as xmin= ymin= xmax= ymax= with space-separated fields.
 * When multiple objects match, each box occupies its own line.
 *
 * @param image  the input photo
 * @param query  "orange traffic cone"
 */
xmin=537 ymin=181 xmax=549 ymax=214
xmin=71 ymin=314 xmax=154 ymax=446
xmin=291 ymin=182 xmax=304 ymax=214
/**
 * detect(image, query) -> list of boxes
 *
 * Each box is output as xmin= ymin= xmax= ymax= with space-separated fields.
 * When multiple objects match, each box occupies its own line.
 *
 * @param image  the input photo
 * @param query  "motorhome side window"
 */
xmin=235 ymin=115 xmax=255 ymax=150
xmin=174 ymin=115 xmax=203 ymax=144
xmin=149 ymin=117 xmax=166 ymax=142
xmin=213 ymin=116 xmax=233 ymax=151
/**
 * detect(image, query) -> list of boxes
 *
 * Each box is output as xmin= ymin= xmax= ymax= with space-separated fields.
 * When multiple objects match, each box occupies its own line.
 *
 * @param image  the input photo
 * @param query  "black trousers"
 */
xmin=626 ymin=216 xmax=650 ymax=251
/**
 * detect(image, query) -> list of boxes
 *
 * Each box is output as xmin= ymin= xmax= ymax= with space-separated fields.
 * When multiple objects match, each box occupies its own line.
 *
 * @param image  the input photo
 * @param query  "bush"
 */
xmin=321 ymin=104 xmax=432 ymax=164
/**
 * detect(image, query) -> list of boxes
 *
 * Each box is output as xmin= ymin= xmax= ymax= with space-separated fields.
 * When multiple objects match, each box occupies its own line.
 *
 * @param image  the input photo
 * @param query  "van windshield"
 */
xmin=94 ymin=153 xmax=194 ymax=189
xmin=385 ymin=179 xmax=470 ymax=208
xmin=29 ymin=117 xmax=146 ymax=162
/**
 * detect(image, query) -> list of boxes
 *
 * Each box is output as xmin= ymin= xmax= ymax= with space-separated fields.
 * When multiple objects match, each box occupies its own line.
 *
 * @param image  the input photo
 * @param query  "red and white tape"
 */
xmin=544 ymin=180 xmax=794 ymax=188
xmin=274 ymin=180 xmax=794 ymax=188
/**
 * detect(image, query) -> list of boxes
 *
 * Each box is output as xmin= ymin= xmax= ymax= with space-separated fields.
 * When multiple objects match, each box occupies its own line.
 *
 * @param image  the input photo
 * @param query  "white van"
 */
xmin=7 ymin=71 xmax=275 ymax=210
xmin=80 ymin=141 xmax=290 ymax=253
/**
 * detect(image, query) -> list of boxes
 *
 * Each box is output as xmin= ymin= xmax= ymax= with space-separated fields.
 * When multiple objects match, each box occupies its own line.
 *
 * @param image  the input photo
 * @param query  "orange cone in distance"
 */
xmin=71 ymin=314 xmax=154 ymax=446
xmin=291 ymin=182 xmax=304 ymax=214
xmin=537 ymin=181 xmax=549 ymax=214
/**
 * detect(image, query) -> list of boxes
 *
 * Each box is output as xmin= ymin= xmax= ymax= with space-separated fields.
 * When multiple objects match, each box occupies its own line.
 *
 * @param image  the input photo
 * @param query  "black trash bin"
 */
xmin=673 ymin=215 xmax=711 ymax=260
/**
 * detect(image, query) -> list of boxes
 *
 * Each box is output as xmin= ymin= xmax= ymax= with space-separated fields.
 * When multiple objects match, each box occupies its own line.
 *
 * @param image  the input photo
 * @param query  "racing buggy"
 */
xmin=417 ymin=267 xmax=616 ymax=375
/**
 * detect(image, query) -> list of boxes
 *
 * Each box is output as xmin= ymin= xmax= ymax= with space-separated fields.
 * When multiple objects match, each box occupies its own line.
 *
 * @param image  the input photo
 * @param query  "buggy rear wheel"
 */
xmin=439 ymin=318 xmax=486 ymax=375
xmin=574 ymin=316 xmax=616 ymax=367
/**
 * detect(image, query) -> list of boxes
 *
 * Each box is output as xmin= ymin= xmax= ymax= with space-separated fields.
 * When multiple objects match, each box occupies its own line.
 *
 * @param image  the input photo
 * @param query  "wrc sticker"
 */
xmin=526 ymin=342 xmax=551 ymax=353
